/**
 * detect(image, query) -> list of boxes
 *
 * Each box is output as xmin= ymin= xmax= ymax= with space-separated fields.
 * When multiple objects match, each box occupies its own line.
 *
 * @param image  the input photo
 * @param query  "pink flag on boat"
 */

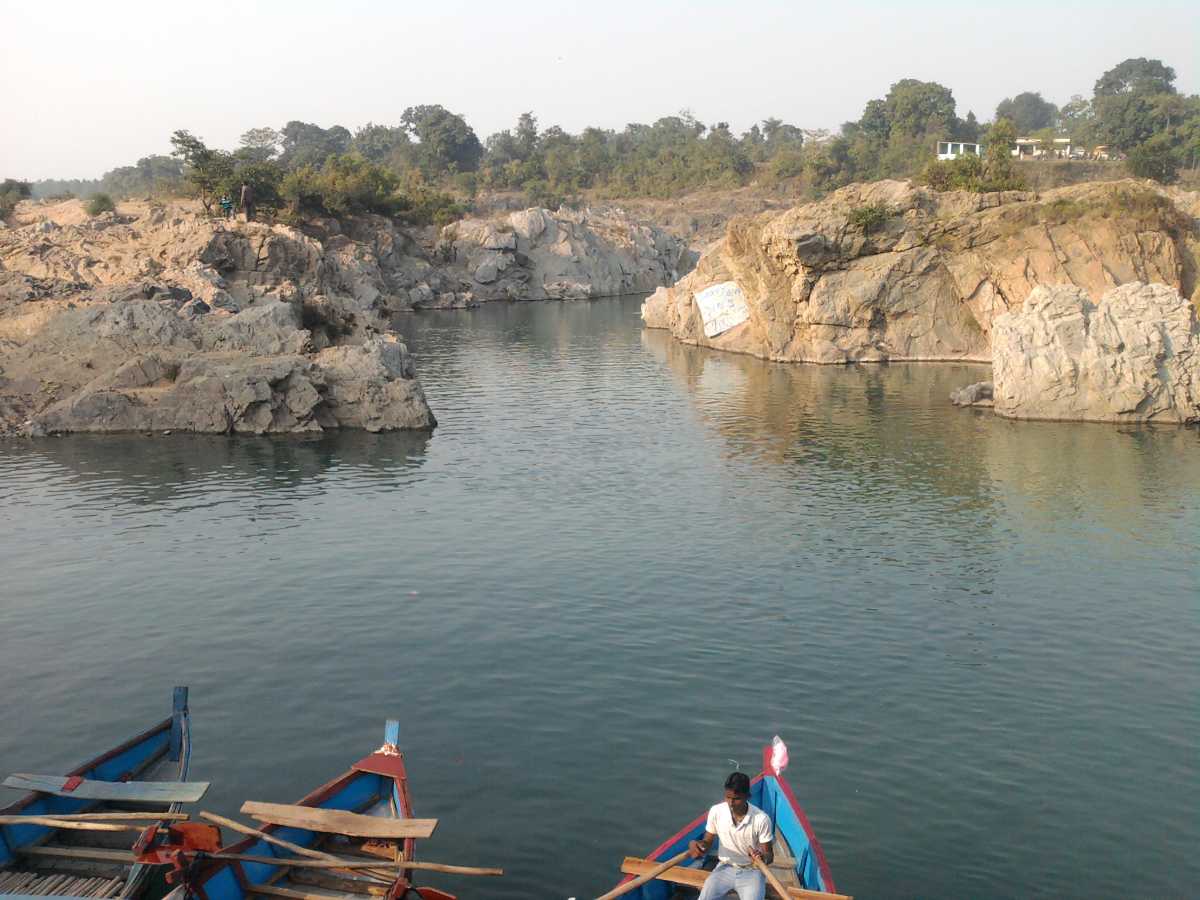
xmin=770 ymin=736 xmax=789 ymax=774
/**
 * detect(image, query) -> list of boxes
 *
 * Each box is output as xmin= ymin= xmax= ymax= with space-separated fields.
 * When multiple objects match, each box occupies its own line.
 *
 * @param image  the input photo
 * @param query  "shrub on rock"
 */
xmin=85 ymin=193 xmax=116 ymax=216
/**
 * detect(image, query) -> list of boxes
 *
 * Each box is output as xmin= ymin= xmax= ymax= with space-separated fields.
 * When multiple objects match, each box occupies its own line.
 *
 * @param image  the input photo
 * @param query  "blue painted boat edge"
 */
xmin=169 ymin=687 xmax=189 ymax=763
xmin=126 ymin=687 xmax=193 ymax=897
xmin=760 ymin=743 xmax=837 ymax=894
xmin=0 ymin=701 xmax=180 ymax=866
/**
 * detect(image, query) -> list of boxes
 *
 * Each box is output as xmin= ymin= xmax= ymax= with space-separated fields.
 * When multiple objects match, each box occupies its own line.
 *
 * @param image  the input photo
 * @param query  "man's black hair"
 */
xmin=724 ymin=771 xmax=751 ymax=795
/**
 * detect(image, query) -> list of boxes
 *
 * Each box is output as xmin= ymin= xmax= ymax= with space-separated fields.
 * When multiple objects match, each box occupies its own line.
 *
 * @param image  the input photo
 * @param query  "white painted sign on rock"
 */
xmin=694 ymin=281 xmax=750 ymax=338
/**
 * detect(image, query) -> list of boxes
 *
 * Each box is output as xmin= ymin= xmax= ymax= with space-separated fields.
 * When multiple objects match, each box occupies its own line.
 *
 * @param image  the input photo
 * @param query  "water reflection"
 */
xmin=642 ymin=327 xmax=999 ymax=499
xmin=0 ymin=430 xmax=430 ymax=504
xmin=641 ymin=327 xmax=1200 ymax=532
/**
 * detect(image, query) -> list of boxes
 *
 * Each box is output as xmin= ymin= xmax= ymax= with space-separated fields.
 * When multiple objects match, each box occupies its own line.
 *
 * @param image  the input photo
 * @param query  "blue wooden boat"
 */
xmin=607 ymin=739 xmax=843 ymax=900
xmin=177 ymin=721 xmax=456 ymax=900
xmin=0 ymin=687 xmax=196 ymax=900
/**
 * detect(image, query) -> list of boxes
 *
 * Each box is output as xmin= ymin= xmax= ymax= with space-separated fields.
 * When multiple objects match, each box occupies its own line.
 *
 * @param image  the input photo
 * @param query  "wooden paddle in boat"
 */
xmin=594 ymin=849 xmax=691 ymax=900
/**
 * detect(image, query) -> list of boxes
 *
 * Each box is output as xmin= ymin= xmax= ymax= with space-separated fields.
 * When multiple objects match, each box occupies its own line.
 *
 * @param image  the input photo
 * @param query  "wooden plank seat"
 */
xmin=239 ymin=802 xmax=436 ymax=839
xmin=619 ymin=857 xmax=854 ymax=900
xmin=0 ymin=869 xmax=125 ymax=897
xmin=3 ymin=775 xmax=209 ymax=804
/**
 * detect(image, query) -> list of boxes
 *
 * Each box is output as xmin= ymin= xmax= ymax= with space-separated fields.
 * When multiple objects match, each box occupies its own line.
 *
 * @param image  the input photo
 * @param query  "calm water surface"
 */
xmin=1 ymin=296 xmax=1197 ymax=899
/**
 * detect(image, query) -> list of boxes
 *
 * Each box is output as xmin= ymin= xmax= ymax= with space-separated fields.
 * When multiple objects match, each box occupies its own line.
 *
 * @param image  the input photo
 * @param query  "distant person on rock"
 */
xmin=239 ymin=182 xmax=255 ymax=222
xmin=219 ymin=195 xmax=233 ymax=219
xmin=688 ymin=771 xmax=774 ymax=900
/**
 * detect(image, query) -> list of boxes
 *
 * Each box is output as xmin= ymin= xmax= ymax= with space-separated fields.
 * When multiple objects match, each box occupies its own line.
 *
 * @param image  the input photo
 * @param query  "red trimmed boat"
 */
xmin=176 ymin=721 xmax=457 ymax=900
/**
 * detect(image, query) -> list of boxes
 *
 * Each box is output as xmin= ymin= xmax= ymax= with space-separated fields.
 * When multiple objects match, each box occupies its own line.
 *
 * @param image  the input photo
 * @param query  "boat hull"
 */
xmin=611 ymin=742 xmax=836 ymax=899
xmin=0 ymin=688 xmax=192 ymax=899
xmin=185 ymin=722 xmax=451 ymax=900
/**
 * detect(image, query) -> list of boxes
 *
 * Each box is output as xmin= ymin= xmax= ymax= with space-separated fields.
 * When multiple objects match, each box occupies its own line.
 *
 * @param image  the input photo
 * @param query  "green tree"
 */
xmin=884 ymin=79 xmax=958 ymax=139
xmin=351 ymin=123 xmax=409 ymax=164
xmin=1127 ymin=135 xmax=1179 ymax=183
xmin=982 ymin=119 xmax=1023 ymax=190
xmin=400 ymin=105 xmax=483 ymax=174
xmin=1059 ymin=94 xmax=1093 ymax=140
xmin=1094 ymin=58 xmax=1176 ymax=97
xmin=238 ymin=127 xmax=280 ymax=162
xmin=278 ymin=121 xmax=351 ymax=168
xmin=995 ymin=92 xmax=1058 ymax=133
xmin=959 ymin=111 xmax=982 ymax=143
xmin=169 ymin=130 xmax=234 ymax=212
xmin=281 ymin=154 xmax=402 ymax=217
xmin=0 ymin=178 xmax=32 ymax=220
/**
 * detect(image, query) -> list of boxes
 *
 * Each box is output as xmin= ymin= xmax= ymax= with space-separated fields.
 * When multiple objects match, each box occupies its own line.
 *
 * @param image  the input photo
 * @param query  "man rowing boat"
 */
xmin=688 ymin=771 xmax=774 ymax=900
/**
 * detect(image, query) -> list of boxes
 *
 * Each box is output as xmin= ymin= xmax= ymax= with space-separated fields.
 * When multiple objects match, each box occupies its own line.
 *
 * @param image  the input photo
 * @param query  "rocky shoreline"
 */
xmin=642 ymin=178 xmax=1200 ymax=424
xmin=642 ymin=179 xmax=1197 ymax=364
xmin=0 ymin=199 xmax=688 ymax=436
xmin=5 ymin=179 xmax=1199 ymax=435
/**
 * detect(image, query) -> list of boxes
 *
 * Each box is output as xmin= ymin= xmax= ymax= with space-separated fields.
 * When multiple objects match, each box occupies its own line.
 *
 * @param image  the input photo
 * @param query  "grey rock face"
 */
xmin=441 ymin=206 xmax=694 ymax=301
xmin=0 ymin=201 xmax=440 ymax=435
xmin=991 ymin=282 xmax=1200 ymax=423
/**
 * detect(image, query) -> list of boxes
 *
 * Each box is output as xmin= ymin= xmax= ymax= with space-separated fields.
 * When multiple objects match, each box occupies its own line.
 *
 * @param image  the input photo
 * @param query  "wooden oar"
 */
xmin=216 ymin=853 xmax=501 ymax=876
xmin=0 ymin=816 xmax=144 ymax=831
xmin=595 ymin=849 xmax=692 ymax=900
xmin=22 ymin=846 xmax=499 ymax=875
xmin=199 ymin=812 xmax=501 ymax=878
xmin=199 ymin=812 xmax=391 ymax=882
xmin=755 ymin=856 xmax=794 ymax=900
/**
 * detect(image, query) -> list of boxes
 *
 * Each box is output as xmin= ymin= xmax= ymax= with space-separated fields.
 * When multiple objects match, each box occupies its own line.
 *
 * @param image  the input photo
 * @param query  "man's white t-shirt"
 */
xmin=705 ymin=801 xmax=773 ymax=865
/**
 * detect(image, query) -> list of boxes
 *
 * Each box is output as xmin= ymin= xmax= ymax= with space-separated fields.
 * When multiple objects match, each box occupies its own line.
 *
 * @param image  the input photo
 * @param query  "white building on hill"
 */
xmin=936 ymin=141 xmax=982 ymax=160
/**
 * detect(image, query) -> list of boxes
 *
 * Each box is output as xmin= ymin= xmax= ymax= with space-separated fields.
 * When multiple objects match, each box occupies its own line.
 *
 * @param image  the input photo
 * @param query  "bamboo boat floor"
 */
xmin=0 ymin=869 xmax=124 ymax=897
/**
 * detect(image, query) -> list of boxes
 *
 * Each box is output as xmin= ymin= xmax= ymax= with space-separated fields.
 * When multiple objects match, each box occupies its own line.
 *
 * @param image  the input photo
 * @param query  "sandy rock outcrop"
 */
xmin=643 ymin=180 xmax=1196 ymax=364
xmin=989 ymin=282 xmax=1199 ymax=424
xmin=439 ymin=206 xmax=695 ymax=301
xmin=0 ymin=200 xmax=438 ymax=435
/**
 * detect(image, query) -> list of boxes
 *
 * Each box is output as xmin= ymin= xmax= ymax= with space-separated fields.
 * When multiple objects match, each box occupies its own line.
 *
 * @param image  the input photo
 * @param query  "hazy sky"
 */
xmin=3 ymin=0 xmax=1198 ymax=180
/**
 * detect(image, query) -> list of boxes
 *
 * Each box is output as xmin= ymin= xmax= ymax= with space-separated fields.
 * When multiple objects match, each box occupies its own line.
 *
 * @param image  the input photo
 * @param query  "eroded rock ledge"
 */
xmin=642 ymin=179 xmax=1198 ymax=365
xmin=989 ymin=282 xmax=1199 ymax=424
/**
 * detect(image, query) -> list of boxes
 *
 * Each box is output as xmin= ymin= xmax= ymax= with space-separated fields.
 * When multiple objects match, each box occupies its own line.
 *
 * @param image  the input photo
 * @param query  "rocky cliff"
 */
xmin=0 ymin=200 xmax=444 ymax=435
xmin=438 ymin=206 xmax=695 ymax=301
xmin=642 ymin=179 xmax=1198 ymax=365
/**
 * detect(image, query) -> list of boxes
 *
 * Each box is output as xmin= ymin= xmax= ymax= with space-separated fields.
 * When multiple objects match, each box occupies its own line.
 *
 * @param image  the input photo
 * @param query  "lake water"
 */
xmin=1 ymin=296 xmax=1196 ymax=899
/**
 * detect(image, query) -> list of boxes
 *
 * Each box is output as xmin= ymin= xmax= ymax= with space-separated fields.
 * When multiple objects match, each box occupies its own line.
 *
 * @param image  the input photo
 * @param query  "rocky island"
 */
xmin=642 ymin=179 xmax=1200 ymax=424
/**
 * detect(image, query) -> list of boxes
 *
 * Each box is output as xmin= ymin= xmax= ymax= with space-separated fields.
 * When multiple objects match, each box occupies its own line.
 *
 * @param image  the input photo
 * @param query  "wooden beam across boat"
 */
xmin=239 ymin=802 xmax=436 ymax=839
xmin=619 ymin=858 xmax=854 ymax=900
xmin=3 ymin=774 xmax=209 ymax=803
xmin=0 ymin=816 xmax=145 ymax=832
xmin=0 ymin=812 xmax=189 ymax=822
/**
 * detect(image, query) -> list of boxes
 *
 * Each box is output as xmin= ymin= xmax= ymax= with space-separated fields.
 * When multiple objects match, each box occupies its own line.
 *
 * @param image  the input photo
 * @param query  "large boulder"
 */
xmin=642 ymin=180 xmax=1195 ymax=364
xmin=991 ymin=282 xmax=1200 ymax=424
xmin=440 ymin=206 xmax=695 ymax=301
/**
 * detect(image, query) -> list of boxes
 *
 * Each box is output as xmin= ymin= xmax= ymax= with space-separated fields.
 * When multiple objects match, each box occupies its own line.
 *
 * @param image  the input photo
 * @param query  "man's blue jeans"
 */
xmin=696 ymin=862 xmax=766 ymax=900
